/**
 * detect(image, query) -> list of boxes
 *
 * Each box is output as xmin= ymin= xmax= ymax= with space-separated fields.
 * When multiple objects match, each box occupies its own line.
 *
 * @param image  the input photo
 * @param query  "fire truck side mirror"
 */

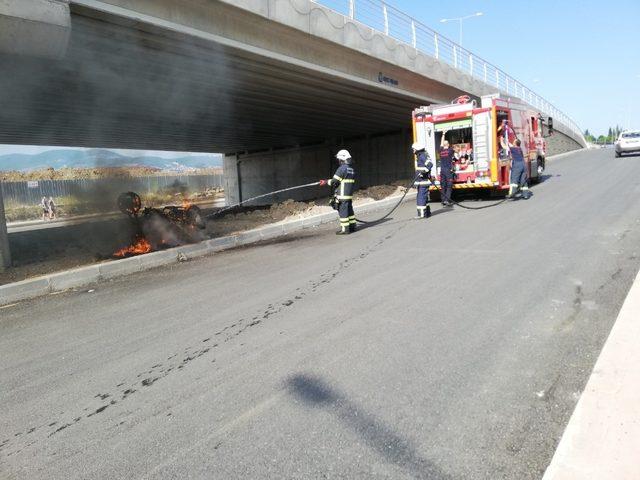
xmin=547 ymin=117 xmax=554 ymax=135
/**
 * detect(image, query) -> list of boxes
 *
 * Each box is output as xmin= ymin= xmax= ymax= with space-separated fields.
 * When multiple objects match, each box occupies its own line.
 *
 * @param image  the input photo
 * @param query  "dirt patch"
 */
xmin=207 ymin=182 xmax=412 ymax=238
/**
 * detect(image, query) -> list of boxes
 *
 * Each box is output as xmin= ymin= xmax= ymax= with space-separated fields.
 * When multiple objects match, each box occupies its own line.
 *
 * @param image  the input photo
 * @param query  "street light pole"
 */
xmin=440 ymin=12 xmax=483 ymax=47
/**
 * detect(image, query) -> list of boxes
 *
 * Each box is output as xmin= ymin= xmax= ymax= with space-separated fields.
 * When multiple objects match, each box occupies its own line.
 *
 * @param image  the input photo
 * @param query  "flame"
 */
xmin=182 ymin=198 xmax=192 ymax=209
xmin=114 ymin=237 xmax=152 ymax=258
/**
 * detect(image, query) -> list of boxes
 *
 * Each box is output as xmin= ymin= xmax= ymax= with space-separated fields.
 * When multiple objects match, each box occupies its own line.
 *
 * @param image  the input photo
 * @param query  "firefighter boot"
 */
xmin=426 ymin=206 xmax=432 ymax=218
xmin=336 ymin=226 xmax=350 ymax=235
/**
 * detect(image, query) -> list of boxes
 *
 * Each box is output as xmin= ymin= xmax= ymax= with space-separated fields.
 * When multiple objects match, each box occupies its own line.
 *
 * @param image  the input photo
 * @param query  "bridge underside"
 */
xmin=0 ymin=8 xmax=426 ymax=154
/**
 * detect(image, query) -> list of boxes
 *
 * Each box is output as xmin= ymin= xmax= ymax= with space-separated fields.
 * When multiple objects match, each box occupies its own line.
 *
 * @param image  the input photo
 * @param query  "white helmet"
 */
xmin=412 ymin=142 xmax=426 ymax=152
xmin=336 ymin=149 xmax=352 ymax=162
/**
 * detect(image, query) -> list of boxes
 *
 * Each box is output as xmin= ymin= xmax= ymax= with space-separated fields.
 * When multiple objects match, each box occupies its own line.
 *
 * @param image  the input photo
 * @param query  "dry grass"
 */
xmin=1 ymin=166 xmax=223 ymax=182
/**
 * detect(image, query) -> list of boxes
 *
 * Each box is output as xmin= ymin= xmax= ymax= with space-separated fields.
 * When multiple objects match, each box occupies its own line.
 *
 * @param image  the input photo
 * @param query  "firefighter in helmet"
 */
xmin=321 ymin=149 xmax=356 ymax=235
xmin=507 ymin=138 xmax=531 ymax=199
xmin=412 ymin=142 xmax=433 ymax=219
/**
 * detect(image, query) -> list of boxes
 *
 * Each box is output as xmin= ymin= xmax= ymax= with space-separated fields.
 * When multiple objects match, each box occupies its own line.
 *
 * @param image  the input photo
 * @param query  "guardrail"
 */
xmin=313 ymin=0 xmax=585 ymax=144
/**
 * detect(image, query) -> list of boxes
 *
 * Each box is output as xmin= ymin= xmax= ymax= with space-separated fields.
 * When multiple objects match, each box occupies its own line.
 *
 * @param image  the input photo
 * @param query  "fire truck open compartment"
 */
xmin=412 ymin=93 xmax=548 ymax=194
xmin=434 ymin=119 xmax=475 ymax=180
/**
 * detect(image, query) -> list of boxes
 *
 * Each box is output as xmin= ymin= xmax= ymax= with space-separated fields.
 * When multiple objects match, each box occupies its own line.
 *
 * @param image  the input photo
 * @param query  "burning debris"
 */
xmin=114 ymin=192 xmax=206 ymax=258
xmin=113 ymin=237 xmax=152 ymax=258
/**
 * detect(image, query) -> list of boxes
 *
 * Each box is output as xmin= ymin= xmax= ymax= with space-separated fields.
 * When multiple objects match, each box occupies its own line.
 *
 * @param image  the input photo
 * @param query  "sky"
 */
xmin=387 ymin=0 xmax=640 ymax=136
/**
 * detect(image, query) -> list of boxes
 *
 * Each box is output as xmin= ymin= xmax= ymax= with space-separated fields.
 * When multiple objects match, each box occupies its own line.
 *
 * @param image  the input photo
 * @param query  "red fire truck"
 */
xmin=412 ymin=93 xmax=550 ymax=194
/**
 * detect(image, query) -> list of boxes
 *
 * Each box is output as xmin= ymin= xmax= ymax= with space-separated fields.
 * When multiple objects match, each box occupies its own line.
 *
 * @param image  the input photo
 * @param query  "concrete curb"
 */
xmin=542 ymin=268 xmax=640 ymax=479
xmin=0 ymin=192 xmax=416 ymax=306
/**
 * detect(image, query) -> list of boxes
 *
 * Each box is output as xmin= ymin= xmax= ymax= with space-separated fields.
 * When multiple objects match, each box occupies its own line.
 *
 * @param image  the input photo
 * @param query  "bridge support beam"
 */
xmin=224 ymin=130 xmax=414 ymax=207
xmin=0 ymin=188 xmax=11 ymax=271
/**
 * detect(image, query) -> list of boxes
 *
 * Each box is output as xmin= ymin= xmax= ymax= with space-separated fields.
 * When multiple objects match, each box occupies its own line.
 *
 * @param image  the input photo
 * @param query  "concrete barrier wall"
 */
xmin=224 ymin=130 xmax=414 ymax=206
xmin=547 ymin=129 xmax=583 ymax=157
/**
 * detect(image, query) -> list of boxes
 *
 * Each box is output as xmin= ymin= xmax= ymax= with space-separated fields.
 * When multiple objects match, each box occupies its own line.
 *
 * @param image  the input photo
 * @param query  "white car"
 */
xmin=615 ymin=130 xmax=640 ymax=157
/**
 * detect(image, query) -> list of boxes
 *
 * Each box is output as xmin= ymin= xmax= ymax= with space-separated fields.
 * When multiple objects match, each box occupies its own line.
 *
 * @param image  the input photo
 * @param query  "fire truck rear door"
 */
xmin=472 ymin=110 xmax=494 ymax=182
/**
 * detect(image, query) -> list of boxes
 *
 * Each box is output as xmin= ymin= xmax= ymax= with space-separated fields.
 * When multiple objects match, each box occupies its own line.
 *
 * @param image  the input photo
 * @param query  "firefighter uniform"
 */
xmin=508 ymin=145 xmax=530 ymax=199
xmin=413 ymin=145 xmax=433 ymax=218
xmin=439 ymin=146 xmax=455 ymax=206
xmin=328 ymin=151 xmax=356 ymax=234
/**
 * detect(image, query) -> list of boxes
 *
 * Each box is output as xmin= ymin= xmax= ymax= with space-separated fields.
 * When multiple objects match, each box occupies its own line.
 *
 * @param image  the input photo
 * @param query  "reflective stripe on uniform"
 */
xmin=415 ymin=167 xmax=429 ymax=171
xmin=333 ymin=175 xmax=343 ymax=181
xmin=339 ymin=181 xmax=353 ymax=198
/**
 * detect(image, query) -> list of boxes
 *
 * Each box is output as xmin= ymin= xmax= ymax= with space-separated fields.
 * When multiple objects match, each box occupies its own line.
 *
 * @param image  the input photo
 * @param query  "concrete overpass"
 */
xmin=0 ymin=0 xmax=586 ymax=269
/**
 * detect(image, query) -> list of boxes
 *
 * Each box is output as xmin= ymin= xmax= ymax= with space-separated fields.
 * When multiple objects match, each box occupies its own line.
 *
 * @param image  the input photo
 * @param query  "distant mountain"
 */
xmin=0 ymin=149 xmax=223 ymax=172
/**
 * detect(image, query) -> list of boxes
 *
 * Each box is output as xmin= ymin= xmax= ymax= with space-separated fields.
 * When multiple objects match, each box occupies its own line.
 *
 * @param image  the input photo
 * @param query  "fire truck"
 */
xmin=412 ymin=93 xmax=551 ymax=194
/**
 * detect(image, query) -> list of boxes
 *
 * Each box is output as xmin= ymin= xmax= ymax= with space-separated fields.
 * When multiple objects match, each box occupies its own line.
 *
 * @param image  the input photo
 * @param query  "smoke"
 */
xmin=0 ymin=6 xmax=236 ymax=260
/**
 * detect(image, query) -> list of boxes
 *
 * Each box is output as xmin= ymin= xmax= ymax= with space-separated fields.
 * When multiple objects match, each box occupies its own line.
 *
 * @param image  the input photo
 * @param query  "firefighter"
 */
xmin=412 ymin=142 xmax=433 ymax=219
xmin=507 ymin=139 xmax=531 ymax=199
xmin=439 ymin=130 xmax=455 ymax=206
xmin=321 ymin=149 xmax=356 ymax=235
xmin=497 ymin=119 xmax=515 ymax=158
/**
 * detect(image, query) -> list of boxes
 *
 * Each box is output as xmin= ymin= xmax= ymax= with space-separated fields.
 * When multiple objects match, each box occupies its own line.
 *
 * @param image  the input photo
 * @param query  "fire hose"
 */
xmin=204 ymin=172 xmax=510 ymax=224
xmin=354 ymin=174 xmax=421 ymax=224
xmin=428 ymin=176 xmax=510 ymax=210
xmin=205 ymin=182 xmax=322 ymax=219
xmin=355 ymin=172 xmax=509 ymax=222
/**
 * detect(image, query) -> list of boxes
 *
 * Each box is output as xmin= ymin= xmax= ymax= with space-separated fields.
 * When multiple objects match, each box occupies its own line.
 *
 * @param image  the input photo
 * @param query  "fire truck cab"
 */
xmin=412 ymin=93 xmax=548 ymax=193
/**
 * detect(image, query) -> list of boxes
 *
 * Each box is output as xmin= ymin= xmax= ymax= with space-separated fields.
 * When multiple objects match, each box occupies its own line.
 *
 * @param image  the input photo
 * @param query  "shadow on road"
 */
xmin=287 ymin=374 xmax=452 ymax=480
xmin=539 ymin=173 xmax=561 ymax=183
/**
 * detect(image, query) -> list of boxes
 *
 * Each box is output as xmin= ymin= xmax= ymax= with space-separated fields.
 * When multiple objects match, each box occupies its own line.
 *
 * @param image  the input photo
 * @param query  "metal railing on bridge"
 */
xmin=313 ymin=0 xmax=585 ymax=143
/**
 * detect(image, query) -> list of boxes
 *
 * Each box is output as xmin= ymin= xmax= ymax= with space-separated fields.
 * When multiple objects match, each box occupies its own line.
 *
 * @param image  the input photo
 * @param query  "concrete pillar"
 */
xmin=0 ymin=0 xmax=70 ymax=59
xmin=0 ymin=187 xmax=11 ymax=271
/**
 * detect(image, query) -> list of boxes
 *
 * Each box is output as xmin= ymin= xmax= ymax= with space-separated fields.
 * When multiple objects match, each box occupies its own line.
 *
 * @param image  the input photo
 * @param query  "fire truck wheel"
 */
xmin=186 ymin=206 xmax=206 ymax=229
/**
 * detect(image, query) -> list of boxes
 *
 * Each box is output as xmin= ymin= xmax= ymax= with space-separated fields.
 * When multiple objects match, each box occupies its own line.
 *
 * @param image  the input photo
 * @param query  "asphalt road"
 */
xmin=2 ymin=149 xmax=640 ymax=480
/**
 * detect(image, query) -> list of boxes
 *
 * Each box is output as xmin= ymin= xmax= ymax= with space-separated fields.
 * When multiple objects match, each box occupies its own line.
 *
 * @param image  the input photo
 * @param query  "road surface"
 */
xmin=1 ymin=149 xmax=639 ymax=479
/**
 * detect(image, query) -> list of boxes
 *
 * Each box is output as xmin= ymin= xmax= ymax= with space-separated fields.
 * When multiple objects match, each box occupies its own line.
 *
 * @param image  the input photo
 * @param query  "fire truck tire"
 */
xmin=531 ymin=157 xmax=545 ymax=183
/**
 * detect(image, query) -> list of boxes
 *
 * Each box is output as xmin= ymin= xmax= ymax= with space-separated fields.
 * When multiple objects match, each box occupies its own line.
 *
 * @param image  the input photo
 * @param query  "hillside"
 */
xmin=0 ymin=149 xmax=224 ymax=172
